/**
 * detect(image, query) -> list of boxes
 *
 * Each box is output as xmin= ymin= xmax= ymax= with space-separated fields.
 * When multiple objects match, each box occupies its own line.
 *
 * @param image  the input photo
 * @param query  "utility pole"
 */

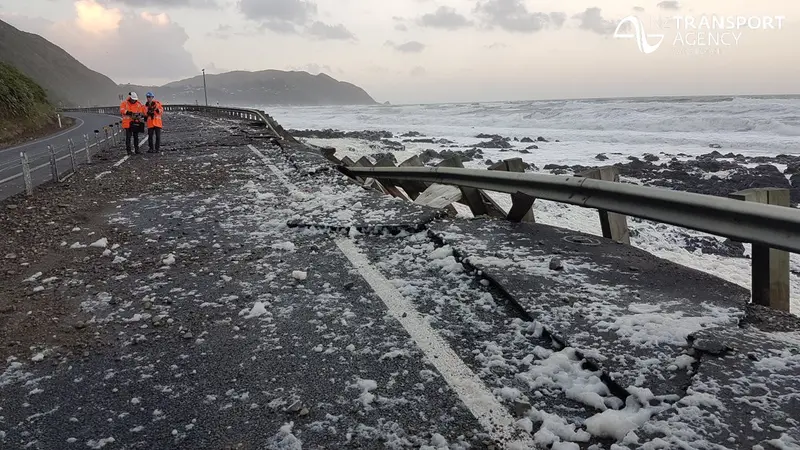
xmin=202 ymin=69 xmax=208 ymax=106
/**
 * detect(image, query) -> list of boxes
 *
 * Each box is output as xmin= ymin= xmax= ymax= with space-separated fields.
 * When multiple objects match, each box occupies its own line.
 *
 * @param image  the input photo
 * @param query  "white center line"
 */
xmin=335 ymin=238 xmax=535 ymax=449
xmin=247 ymin=140 xmax=533 ymax=447
xmin=247 ymin=144 xmax=297 ymax=192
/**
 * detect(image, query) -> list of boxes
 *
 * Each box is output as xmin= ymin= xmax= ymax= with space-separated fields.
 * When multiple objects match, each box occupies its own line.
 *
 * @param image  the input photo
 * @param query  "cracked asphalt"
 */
xmin=1 ymin=112 xmax=798 ymax=450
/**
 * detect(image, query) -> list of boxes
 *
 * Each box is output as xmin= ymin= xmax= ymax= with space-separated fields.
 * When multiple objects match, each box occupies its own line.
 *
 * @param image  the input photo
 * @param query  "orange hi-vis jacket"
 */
xmin=120 ymin=100 xmax=147 ymax=129
xmin=145 ymin=100 xmax=163 ymax=129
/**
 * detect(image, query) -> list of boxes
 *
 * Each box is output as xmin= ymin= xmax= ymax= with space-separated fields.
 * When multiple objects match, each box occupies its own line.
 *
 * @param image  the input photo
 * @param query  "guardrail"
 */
xmin=339 ymin=161 xmax=800 ymax=312
xmin=0 ymin=121 xmax=123 ymax=201
xmin=61 ymin=104 xmax=288 ymax=141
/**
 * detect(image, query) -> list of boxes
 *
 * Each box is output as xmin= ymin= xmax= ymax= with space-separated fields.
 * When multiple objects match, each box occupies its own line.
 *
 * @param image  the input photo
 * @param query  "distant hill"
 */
xmin=122 ymin=70 xmax=377 ymax=106
xmin=0 ymin=19 xmax=120 ymax=107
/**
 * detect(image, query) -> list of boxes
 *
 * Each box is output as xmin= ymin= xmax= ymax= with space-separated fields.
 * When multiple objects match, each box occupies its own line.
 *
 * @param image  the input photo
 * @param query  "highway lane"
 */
xmin=0 ymin=112 xmax=121 ymax=167
xmin=0 ymin=112 xmax=130 ymax=201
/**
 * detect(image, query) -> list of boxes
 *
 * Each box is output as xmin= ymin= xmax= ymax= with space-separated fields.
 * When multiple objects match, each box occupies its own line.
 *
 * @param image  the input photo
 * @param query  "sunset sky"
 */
xmin=2 ymin=0 xmax=798 ymax=103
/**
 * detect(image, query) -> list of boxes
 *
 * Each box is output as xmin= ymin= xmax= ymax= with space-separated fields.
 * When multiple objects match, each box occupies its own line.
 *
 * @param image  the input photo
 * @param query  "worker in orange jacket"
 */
xmin=144 ymin=92 xmax=163 ymax=153
xmin=120 ymin=92 xmax=147 ymax=155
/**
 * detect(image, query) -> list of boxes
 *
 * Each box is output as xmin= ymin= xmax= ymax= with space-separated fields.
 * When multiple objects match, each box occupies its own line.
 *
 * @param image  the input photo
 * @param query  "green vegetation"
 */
xmin=0 ymin=61 xmax=56 ymax=146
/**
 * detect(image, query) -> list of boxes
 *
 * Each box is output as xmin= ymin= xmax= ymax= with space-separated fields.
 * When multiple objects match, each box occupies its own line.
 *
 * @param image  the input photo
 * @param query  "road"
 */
xmin=0 ymin=112 xmax=798 ymax=449
xmin=0 ymin=112 xmax=127 ymax=201
xmin=0 ymin=112 xmax=120 ymax=165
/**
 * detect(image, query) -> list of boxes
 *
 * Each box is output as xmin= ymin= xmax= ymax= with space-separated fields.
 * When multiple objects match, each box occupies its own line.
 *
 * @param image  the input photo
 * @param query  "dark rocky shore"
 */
xmin=290 ymin=128 xmax=800 ymax=261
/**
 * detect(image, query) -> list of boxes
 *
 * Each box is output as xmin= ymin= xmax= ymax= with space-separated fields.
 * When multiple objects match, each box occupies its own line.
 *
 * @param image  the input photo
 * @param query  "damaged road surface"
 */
xmin=1 ymin=112 xmax=799 ymax=450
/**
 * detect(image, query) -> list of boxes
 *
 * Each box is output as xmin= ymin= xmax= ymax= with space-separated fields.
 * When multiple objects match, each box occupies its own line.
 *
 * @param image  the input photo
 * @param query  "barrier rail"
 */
xmin=340 ymin=163 xmax=800 ymax=311
xmin=61 ymin=104 xmax=285 ymax=140
xmin=0 ymin=121 xmax=123 ymax=200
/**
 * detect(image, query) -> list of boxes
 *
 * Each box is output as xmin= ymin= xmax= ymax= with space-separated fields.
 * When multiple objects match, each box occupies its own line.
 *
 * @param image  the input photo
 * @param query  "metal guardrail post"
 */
xmin=20 ymin=152 xmax=33 ymax=196
xmin=68 ymin=138 xmax=77 ymax=174
xmin=489 ymin=158 xmax=536 ymax=223
xmin=94 ymin=130 xmax=100 ymax=151
xmin=84 ymin=134 xmax=92 ymax=164
xmin=110 ymin=124 xmax=117 ymax=146
xmin=103 ymin=128 xmax=110 ymax=149
xmin=47 ymin=145 xmax=58 ymax=182
xmin=578 ymin=167 xmax=631 ymax=244
xmin=730 ymin=188 xmax=791 ymax=311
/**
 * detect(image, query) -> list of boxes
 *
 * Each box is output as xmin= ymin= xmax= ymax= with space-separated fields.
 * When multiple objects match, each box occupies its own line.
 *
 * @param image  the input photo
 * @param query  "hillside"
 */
xmin=0 ymin=19 xmax=120 ymax=107
xmin=0 ymin=62 xmax=59 ymax=146
xmin=122 ymin=70 xmax=377 ymax=106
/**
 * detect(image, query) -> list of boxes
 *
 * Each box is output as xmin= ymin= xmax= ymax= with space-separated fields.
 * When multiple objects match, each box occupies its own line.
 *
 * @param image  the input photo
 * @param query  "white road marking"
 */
xmin=94 ymin=171 xmax=112 ymax=180
xmin=335 ymin=238 xmax=536 ymax=449
xmin=247 ymin=139 xmax=534 ymax=447
xmin=246 ymin=144 xmax=297 ymax=191
xmin=0 ymin=118 xmax=85 ymax=155
xmin=113 ymin=156 xmax=129 ymax=168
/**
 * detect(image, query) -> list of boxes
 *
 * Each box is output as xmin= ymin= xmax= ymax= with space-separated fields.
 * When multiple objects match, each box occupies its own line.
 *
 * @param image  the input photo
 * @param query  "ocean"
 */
xmin=259 ymin=95 xmax=800 ymax=314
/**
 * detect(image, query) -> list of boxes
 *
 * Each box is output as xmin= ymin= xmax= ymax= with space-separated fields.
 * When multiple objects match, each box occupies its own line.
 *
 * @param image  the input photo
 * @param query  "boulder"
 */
xmin=595 ymin=153 xmax=609 ymax=161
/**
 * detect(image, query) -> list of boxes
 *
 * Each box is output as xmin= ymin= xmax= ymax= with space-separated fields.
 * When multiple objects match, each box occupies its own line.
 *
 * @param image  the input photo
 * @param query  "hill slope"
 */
xmin=0 ymin=62 xmax=58 ymax=146
xmin=0 ymin=19 xmax=120 ymax=107
xmin=123 ymin=70 xmax=377 ymax=106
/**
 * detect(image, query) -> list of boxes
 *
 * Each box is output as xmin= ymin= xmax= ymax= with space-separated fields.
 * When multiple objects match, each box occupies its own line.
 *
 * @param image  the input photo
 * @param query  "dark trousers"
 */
xmin=125 ymin=128 xmax=140 ymax=154
xmin=148 ymin=127 xmax=162 ymax=152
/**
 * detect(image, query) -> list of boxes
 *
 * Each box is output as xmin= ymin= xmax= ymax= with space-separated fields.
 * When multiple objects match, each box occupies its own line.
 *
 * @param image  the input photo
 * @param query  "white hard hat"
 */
xmin=129 ymin=92 xmax=138 ymax=101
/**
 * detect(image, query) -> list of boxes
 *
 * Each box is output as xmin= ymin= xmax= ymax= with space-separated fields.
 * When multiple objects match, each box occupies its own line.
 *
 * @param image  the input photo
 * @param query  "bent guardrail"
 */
xmin=340 ymin=163 xmax=800 ymax=312
xmin=60 ymin=104 xmax=288 ymax=141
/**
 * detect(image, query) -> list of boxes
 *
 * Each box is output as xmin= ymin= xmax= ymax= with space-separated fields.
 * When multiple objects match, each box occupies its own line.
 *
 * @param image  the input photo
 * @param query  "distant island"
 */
xmin=1 ymin=18 xmax=377 ymax=107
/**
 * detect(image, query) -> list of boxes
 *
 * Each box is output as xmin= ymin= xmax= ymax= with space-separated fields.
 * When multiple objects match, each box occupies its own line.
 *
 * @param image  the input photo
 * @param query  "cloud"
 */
xmin=395 ymin=23 xmax=408 ymax=31
xmin=7 ymin=2 xmax=198 ymax=84
xmin=633 ymin=6 xmax=645 ymax=12
xmin=410 ymin=66 xmax=427 ymax=77
xmin=572 ymin=7 xmax=618 ymax=35
xmin=288 ymin=63 xmax=335 ymax=75
xmin=656 ymin=1 xmax=680 ymax=10
xmin=238 ymin=0 xmax=316 ymax=32
xmin=486 ymin=42 xmax=507 ymax=49
xmin=418 ymin=6 xmax=472 ymax=30
xmin=474 ymin=0 xmax=563 ymax=33
xmin=100 ymin=0 xmax=219 ymax=8
xmin=75 ymin=0 xmax=121 ymax=33
xmin=385 ymin=40 xmax=426 ymax=53
xmin=306 ymin=21 xmax=355 ymax=40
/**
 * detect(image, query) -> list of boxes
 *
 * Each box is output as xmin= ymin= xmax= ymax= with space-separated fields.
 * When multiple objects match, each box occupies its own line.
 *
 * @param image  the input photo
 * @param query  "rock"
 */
xmin=418 ymin=149 xmax=441 ymax=163
xmin=690 ymin=336 xmax=728 ymax=355
xmin=369 ymin=152 xmax=397 ymax=165
xmin=343 ymin=281 xmax=355 ymax=290
xmin=549 ymin=257 xmax=563 ymax=271
xmin=74 ymin=321 xmax=87 ymax=329
xmin=182 ymin=332 xmax=193 ymax=339
xmin=519 ymin=149 xmax=530 ymax=154
xmin=513 ymin=401 xmax=531 ymax=417
xmin=400 ymin=131 xmax=422 ymax=137
xmin=474 ymin=137 xmax=512 ymax=149
xmin=642 ymin=153 xmax=659 ymax=162
xmin=287 ymin=400 xmax=303 ymax=413
xmin=784 ymin=161 xmax=800 ymax=175
xmin=709 ymin=143 xmax=722 ymax=149
xmin=299 ymin=408 xmax=310 ymax=416
xmin=536 ymin=136 xmax=548 ymax=142
xmin=513 ymin=137 xmax=519 ymax=142
xmin=683 ymin=236 xmax=746 ymax=258
xmin=6 ymin=205 xmax=18 ymax=210
xmin=525 ymin=145 xmax=539 ymax=150
xmin=595 ymin=153 xmax=609 ymax=161
xmin=143 ymin=301 xmax=153 ymax=310
xmin=4 ymin=253 xmax=16 ymax=260
xmin=485 ymin=159 xmax=494 ymax=166
xmin=520 ymin=137 xmax=534 ymax=143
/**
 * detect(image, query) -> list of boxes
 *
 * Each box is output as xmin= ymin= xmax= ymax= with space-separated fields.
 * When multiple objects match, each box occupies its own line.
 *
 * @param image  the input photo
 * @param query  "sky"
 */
xmin=1 ymin=0 xmax=798 ymax=104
